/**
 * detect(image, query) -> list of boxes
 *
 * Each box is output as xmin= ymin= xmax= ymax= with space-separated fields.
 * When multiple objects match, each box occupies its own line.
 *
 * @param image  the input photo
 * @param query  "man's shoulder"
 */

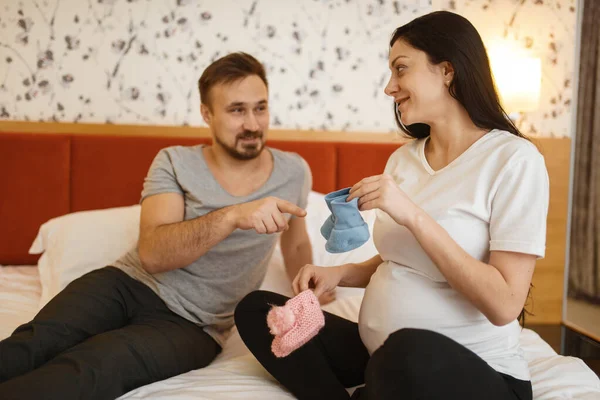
xmin=153 ymin=144 xmax=204 ymax=166
xmin=157 ymin=144 xmax=203 ymax=158
xmin=269 ymin=147 xmax=308 ymax=170
xmin=268 ymin=147 xmax=310 ymax=187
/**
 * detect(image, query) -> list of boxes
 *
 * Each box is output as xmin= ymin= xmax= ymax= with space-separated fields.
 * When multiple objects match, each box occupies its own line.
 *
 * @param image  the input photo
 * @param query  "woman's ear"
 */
xmin=441 ymin=61 xmax=455 ymax=87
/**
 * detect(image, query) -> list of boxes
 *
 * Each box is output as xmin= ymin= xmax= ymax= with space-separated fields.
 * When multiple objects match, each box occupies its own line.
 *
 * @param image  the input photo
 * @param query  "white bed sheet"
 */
xmin=0 ymin=265 xmax=42 ymax=340
xmin=1 ymin=265 xmax=599 ymax=400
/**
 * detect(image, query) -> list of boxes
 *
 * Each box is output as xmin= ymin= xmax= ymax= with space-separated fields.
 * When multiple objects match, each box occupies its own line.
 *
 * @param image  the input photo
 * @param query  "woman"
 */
xmin=235 ymin=11 xmax=547 ymax=400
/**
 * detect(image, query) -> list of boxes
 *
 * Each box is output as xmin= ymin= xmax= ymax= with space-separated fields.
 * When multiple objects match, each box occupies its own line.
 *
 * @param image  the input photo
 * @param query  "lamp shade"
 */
xmin=489 ymin=54 xmax=542 ymax=113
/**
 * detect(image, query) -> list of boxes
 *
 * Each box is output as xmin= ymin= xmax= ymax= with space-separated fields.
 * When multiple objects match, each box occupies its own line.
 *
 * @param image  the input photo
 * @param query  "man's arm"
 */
xmin=138 ymin=193 xmax=307 ymax=274
xmin=138 ymin=193 xmax=237 ymax=274
xmin=280 ymin=216 xmax=313 ymax=282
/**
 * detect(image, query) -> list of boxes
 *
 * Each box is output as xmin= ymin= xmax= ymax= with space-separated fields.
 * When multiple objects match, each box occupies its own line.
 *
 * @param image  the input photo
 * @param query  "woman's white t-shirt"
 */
xmin=358 ymin=129 xmax=549 ymax=381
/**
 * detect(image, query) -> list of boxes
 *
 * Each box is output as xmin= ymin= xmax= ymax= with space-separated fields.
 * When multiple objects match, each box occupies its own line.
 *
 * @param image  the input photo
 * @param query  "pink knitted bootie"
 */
xmin=266 ymin=290 xmax=325 ymax=358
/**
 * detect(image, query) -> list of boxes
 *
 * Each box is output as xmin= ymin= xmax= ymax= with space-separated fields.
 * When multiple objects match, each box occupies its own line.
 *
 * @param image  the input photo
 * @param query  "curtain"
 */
xmin=568 ymin=0 xmax=600 ymax=303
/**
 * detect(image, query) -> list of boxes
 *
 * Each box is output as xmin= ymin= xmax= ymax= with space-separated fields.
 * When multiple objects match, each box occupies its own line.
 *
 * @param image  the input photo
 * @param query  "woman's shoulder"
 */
xmin=487 ymin=129 xmax=542 ymax=161
xmin=380 ymin=139 xmax=424 ymax=176
xmin=388 ymin=138 xmax=422 ymax=160
xmin=483 ymin=130 xmax=548 ymax=185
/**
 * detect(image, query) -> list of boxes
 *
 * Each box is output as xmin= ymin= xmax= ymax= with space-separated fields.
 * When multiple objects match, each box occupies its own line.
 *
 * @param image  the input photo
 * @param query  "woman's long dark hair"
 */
xmin=391 ymin=11 xmax=532 ymax=326
xmin=390 ymin=11 xmax=525 ymax=140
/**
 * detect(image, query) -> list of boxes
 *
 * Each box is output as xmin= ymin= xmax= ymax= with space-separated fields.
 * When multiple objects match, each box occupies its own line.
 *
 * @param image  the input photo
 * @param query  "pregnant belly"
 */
xmin=358 ymin=261 xmax=488 ymax=354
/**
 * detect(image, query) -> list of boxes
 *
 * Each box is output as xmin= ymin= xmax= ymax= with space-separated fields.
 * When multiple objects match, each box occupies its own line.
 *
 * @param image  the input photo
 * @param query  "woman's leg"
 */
xmin=364 ymin=328 xmax=532 ymax=400
xmin=235 ymin=290 xmax=370 ymax=400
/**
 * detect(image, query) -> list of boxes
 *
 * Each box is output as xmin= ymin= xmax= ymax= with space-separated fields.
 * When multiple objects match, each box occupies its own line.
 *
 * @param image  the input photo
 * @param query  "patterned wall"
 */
xmin=0 ymin=0 xmax=577 ymax=137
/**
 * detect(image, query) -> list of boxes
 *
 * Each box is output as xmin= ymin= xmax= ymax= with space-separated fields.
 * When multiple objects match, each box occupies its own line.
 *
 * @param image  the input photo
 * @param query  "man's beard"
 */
xmin=214 ymin=130 xmax=265 ymax=160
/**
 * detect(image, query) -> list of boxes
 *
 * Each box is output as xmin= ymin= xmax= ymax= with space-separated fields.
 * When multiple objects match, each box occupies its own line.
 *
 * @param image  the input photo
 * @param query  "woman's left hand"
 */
xmin=347 ymin=174 xmax=419 ymax=227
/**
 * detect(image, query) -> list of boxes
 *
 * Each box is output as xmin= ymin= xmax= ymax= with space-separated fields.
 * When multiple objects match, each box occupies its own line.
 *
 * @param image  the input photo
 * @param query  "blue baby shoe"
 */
xmin=320 ymin=188 xmax=370 ymax=253
xmin=320 ymin=188 xmax=349 ymax=239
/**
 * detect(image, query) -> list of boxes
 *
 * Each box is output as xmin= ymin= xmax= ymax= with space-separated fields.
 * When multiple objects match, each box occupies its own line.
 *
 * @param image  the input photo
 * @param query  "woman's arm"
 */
xmin=407 ymin=209 xmax=536 ymax=326
xmin=348 ymin=174 xmax=540 ymax=326
xmin=338 ymin=254 xmax=384 ymax=288
xmin=292 ymin=254 xmax=383 ymax=297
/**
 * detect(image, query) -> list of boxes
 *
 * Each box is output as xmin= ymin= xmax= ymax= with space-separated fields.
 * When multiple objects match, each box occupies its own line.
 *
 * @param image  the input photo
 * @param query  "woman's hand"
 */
xmin=316 ymin=289 xmax=336 ymax=305
xmin=292 ymin=264 xmax=344 ymax=302
xmin=347 ymin=174 xmax=419 ymax=227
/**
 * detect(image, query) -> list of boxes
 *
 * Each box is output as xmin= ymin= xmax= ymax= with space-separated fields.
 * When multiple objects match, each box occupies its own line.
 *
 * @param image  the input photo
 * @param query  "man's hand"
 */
xmin=233 ymin=197 xmax=307 ymax=234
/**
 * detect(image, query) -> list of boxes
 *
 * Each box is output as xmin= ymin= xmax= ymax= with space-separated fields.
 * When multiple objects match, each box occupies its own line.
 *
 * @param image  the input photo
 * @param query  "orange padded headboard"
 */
xmin=0 ymin=132 xmax=401 ymax=265
xmin=0 ymin=133 xmax=71 ymax=265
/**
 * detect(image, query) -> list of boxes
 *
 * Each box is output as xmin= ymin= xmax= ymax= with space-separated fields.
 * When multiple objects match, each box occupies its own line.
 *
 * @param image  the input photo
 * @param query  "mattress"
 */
xmin=1 ymin=265 xmax=599 ymax=400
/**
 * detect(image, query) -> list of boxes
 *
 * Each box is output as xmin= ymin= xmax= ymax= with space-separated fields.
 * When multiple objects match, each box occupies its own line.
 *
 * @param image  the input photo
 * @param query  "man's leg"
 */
xmin=235 ymin=290 xmax=370 ymax=400
xmin=0 ymin=267 xmax=141 ymax=383
xmin=0 ymin=301 xmax=220 ymax=400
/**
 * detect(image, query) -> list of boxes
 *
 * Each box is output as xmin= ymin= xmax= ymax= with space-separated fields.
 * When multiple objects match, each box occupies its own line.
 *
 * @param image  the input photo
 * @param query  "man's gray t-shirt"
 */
xmin=114 ymin=144 xmax=311 ymax=346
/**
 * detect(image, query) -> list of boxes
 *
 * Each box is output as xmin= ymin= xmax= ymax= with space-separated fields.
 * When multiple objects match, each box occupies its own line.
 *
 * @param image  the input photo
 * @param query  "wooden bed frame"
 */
xmin=0 ymin=121 xmax=571 ymax=325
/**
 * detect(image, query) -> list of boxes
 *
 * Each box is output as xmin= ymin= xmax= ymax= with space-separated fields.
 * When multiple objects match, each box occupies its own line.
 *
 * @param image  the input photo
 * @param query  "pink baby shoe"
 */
xmin=266 ymin=290 xmax=325 ymax=358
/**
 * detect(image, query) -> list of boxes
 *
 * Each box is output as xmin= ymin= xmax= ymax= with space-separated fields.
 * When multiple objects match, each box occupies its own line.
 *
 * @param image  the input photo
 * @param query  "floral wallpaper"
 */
xmin=0 ymin=0 xmax=577 ymax=137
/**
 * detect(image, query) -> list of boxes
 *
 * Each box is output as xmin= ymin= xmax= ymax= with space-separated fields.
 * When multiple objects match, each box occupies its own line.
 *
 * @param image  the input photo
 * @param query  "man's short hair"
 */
xmin=198 ymin=52 xmax=268 ymax=109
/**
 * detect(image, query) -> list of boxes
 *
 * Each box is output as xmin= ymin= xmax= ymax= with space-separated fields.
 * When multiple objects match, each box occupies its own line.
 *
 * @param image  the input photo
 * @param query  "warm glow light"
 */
xmin=488 ymin=45 xmax=541 ymax=114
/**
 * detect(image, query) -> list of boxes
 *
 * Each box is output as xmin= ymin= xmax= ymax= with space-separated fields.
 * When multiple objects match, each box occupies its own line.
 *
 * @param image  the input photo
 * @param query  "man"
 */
xmin=0 ymin=52 xmax=314 ymax=400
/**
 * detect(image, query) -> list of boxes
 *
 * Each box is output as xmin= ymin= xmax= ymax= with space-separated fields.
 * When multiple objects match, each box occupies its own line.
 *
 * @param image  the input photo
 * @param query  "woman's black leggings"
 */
xmin=235 ymin=290 xmax=532 ymax=400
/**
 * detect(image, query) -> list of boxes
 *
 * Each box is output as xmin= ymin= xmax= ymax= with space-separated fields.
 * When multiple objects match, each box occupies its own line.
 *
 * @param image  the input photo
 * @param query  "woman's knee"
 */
xmin=366 ymin=329 xmax=420 ymax=377
xmin=234 ymin=290 xmax=286 ymax=327
xmin=383 ymin=327 xmax=452 ymax=355
xmin=236 ymin=290 xmax=267 ymax=311
xmin=364 ymin=328 xmax=442 ymax=396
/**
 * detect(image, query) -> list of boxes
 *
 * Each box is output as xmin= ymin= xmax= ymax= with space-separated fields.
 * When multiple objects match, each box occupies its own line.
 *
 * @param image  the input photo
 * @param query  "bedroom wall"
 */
xmin=0 ymin=0 xmax=577 ymax=137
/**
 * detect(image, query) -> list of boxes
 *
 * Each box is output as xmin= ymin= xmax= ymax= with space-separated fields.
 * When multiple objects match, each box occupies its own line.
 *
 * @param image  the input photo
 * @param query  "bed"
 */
xmin=1 ymin=129 xmax=599 ymax=399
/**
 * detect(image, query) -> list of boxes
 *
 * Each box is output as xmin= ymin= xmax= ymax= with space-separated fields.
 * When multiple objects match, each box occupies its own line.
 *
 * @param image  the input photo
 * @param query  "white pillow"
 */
xmin=29 ymin=205 xmax=141 ymax=308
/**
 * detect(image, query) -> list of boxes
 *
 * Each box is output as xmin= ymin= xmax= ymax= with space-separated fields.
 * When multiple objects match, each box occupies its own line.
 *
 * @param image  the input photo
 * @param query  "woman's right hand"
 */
xmin=292 ymin=264 xmax=345 ymax=298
